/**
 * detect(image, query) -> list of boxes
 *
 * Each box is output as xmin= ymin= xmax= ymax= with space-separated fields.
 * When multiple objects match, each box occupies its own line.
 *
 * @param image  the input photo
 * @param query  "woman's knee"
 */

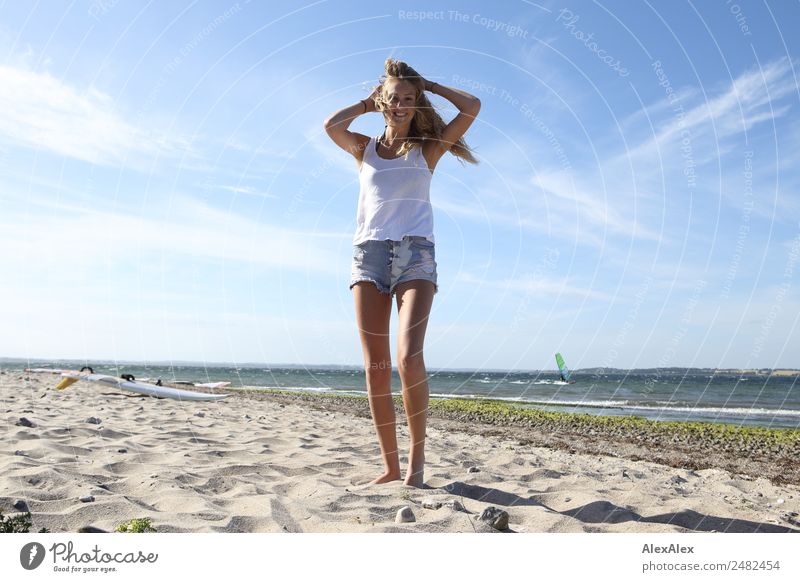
xmin=397 ymin=350 xmax=425 ymax=375
xmin=364 ymin=358 xmax=392 ymax=379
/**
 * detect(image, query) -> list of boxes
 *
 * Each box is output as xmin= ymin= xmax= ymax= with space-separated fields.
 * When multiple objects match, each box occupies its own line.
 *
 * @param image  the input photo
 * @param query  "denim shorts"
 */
xmin=350 ymin=236 xmax=438 ymax=296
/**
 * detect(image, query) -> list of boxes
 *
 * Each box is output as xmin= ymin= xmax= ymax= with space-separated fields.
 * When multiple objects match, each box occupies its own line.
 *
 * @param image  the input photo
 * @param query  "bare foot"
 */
xmin=403 ymin=449 xmax=425 ymax=487
xmin=403 ymin=465 xmax=424 ymax=488
xmin=369 ymin=471 xmax=402 ymax=485
xmin=403 ymin=473 xmax=424 ymax=488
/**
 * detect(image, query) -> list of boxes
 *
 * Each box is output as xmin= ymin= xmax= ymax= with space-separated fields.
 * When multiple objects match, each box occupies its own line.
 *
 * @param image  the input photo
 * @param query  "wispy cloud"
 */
xmin=0 ymin=193 xmax=349 ymax=276
xmin=0 ymin=64 xmax=185 ymax=165
xmin=626 ymin=58 xmax=795 ymax=163
xmin=456 ymin=270 xmax=613 ymax=301
xmin=530 ymin=170 xmax=662 ymax=242
xmin=214 ymin=184 xmax=277 ymax=198
xmin=442 ymin=57 xmax=797 ymax=253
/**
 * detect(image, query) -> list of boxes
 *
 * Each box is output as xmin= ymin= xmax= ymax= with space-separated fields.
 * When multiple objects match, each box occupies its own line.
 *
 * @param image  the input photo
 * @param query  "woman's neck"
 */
xmin=382 ymin=126 xmax=409 ymax=145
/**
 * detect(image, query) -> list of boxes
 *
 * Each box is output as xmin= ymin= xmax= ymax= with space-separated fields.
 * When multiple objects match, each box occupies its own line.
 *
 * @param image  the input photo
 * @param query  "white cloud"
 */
xmin=0 ymin=193 xmax=349 ymax=276
xmin=215 ymin=184 xmax=277 ymax=198
xmin=456 ymin=270 xmax=613 ymax=301
xmin=0 ymin=64 xmax=183 ymax=165
xmin=625 ymin=58 xmax=796 ymax=163
xmin=530 ymin=170 xmax=662 ymax=241
xmin=454 ymin=58 xmax=798 ymax=253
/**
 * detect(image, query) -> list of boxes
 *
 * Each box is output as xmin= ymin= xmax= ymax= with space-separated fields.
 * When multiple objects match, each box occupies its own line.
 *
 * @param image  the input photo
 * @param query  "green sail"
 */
xmin=555 ymin=353 xmax=571 ymax=382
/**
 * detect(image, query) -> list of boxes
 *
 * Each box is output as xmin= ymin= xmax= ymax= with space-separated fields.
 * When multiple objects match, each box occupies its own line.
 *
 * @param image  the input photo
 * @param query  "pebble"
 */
xmin=85 ymin=417 xmax=102 ymax=425
xmin=195 ymin=412 xmax=205 ymax=418
xmin=468 ymin=466 xmax=480 ymax=473
xmin=422 ymin=498 xmax=442 ymax=510
xmin=117 ymin=448 xmax=128 ymax=453
xmin=79 ymin=495 xmax=95 ymax=503
xmin=777 ymin=499 xmax=785 ymax=505
xmin=395 ymin=506 xmax=416 ymax=523
xmin=479 ymin=506 xmax=509 ymax=530
xmin=445 ymin=499 xmax=466 ymax=512
xmin=16 ymin=417 xmax=35 ymax=428
xmin=13 ymin=499 xmax=29 ymax=512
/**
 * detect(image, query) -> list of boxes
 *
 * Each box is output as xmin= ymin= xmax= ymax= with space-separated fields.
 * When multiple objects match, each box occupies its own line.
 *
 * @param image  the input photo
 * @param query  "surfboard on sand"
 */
xmin=25 ymin=369 xmax=229 ymax=402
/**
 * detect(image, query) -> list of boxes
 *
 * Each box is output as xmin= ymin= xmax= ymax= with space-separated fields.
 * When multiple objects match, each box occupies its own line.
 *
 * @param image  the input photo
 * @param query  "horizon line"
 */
xmin=2 ymin=357 xmax=797 ymax=374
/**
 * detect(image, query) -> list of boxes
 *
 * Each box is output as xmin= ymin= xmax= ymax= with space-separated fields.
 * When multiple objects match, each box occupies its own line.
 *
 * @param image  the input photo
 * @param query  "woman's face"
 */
xmin=383 ymin=79 xmax=417 ymax=128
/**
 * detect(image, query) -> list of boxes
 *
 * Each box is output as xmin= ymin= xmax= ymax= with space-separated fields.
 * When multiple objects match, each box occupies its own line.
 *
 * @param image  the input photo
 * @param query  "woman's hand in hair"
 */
xmin=365 ymin=85 xmax=381 ymax=112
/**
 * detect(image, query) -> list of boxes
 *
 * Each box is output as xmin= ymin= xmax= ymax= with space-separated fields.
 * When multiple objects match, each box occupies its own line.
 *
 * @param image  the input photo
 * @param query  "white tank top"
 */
xmin=353 ymin=134 xmax=434 ymax=245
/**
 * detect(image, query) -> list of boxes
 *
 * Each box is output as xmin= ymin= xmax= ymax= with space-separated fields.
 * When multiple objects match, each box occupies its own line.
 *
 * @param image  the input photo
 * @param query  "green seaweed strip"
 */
xmin=250 ymin=389 xmax=799 ymax=448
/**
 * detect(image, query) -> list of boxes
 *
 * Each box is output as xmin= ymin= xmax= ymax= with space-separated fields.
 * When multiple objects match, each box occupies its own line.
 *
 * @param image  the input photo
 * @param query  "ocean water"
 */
xmin=7 ymin=361 xmax=799 ymax=429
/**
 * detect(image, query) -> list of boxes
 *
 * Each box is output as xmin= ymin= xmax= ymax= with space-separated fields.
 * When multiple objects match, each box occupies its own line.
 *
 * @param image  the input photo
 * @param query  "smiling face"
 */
xmin=382 ymin=78 xmax=418 ymax=128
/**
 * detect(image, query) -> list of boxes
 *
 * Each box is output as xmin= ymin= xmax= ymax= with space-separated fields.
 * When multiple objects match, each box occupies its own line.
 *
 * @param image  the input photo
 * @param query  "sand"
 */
xmin=1 ymin=370 xmax=798 ymax=533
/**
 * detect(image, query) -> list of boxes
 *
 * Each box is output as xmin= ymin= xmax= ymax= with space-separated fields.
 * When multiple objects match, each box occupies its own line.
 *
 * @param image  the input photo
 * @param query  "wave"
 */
xmin=227 ymin=385 xmax=800 ymax=421
xmin=520 ymin=398 xmax=800 ymax=418
xmin=616 ymin=404 xmax=800 ymax=418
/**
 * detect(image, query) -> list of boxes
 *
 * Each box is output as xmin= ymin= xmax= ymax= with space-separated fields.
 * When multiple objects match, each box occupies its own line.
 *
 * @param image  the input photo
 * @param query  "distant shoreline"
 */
xmin=2 ymin=358 xmax=799 ymax=376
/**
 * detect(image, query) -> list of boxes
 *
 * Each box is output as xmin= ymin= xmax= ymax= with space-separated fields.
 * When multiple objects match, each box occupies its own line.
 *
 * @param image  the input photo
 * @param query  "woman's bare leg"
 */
xmin=353 ymin=282 xmax=400 ymax=484
xmin=394 ymin=280 xmax=435 ymax=487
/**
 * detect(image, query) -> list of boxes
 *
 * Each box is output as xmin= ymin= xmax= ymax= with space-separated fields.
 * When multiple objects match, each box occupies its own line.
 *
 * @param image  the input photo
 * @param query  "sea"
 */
xmin=5 ymin=360 xmax=799 ymax=430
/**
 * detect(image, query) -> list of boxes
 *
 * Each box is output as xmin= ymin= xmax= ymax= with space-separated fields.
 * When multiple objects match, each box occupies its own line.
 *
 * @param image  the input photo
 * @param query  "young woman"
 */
xmin=323 ymin=58 xmax=480 ymax=487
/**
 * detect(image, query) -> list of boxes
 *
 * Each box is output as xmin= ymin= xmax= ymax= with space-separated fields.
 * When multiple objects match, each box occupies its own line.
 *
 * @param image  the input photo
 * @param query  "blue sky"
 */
xmin=1 ymin=0 xmax=798 ymax=370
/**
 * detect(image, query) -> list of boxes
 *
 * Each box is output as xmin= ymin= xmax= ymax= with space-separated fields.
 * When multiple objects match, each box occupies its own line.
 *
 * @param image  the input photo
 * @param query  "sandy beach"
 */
xmin=2 ymin=369 xmax=798 ymax=533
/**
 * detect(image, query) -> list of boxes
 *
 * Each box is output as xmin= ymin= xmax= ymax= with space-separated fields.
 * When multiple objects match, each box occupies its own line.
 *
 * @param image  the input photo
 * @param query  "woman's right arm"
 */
xmin=323 ymin=88 xmax=378 ymax=159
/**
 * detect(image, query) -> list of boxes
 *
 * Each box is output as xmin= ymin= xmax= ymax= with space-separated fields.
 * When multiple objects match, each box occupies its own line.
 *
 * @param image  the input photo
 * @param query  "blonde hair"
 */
xmin=373 ymin=58 xmax=479 ymax=165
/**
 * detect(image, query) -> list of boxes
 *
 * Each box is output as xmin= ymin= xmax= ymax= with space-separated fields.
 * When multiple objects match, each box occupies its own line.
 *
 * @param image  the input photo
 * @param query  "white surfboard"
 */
xmin=26 ymin=369 xmax=229 ymax=402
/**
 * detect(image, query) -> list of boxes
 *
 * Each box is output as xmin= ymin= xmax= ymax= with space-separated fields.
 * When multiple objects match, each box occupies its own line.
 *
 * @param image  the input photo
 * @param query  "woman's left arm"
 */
xmin=424 ymin=79 xmax=481 ymax=114
xmin=423 ymin=78 xmax=481 ymax=154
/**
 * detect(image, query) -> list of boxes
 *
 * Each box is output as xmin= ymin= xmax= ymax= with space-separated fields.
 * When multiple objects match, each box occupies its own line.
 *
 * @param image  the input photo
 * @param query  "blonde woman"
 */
xmin=323 ymin=59 xmax=480 ymax=487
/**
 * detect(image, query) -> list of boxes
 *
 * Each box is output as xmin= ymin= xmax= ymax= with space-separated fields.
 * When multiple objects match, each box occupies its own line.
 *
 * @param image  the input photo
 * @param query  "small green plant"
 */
xmin=0 ymin=509 xmax=48 ymax=533
xmin=115 ymin=518 xmax=156 ymax=533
